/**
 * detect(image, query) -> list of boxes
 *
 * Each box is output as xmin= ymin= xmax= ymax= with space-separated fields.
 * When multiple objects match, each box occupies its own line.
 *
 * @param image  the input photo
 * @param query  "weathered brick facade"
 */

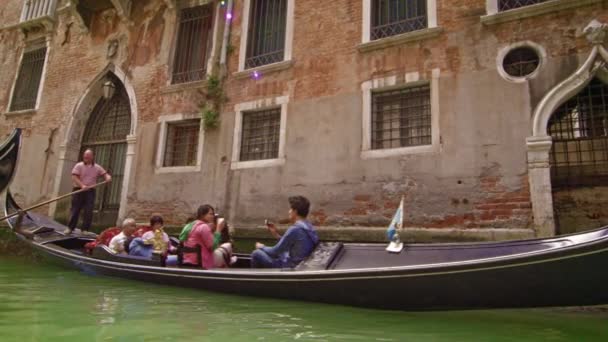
xmin=1 ymin=0 xmax=607 ymax=238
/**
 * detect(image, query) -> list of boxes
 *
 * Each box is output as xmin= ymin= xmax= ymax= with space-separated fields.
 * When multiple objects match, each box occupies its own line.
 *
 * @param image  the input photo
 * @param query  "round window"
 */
xmin=502 ymin=47 xmax=540 ymax=78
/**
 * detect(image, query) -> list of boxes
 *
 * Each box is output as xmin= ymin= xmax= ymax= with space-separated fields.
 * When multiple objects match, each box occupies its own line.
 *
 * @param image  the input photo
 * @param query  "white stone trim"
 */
xmin=532 ymin=46 xmax=608 ymax=138
xmin=361 ymin=0 xmax=438 ymax=44
xmin=206 ymin=2 xmax=222 ymax=74
xmin=231 ymin=95 xmax=289 ymax=170
xmin=117 ymin=134 xmax=137 ymax=221
xmin=5 ymin=39 xmax=50 ymax=113
xmin=497 ymin=41 xmax=546 ymax=83
xmin=361 ymin=69 xmax=441 ymax=160
xmin=482 ymin=0 xmax=603 ymax=25
xmin=237 ymin=0 xmax=294 ymax=72
xmin=154 ymin=113 xmax=205 ymax=174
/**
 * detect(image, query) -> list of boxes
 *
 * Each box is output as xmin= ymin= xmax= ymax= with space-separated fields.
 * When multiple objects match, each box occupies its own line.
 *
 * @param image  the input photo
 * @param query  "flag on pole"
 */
xmin=386 ymin=196 xmax=405 ymax=253
xmin=386 ymin=196 xmax=404 ymax=241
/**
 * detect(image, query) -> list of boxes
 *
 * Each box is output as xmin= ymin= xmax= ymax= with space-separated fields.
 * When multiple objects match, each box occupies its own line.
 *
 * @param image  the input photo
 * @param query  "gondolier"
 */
xmin=66 ymin=149 xmax=111 ymax=235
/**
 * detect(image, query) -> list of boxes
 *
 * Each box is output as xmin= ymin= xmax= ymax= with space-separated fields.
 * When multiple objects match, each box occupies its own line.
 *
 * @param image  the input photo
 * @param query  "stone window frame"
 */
xmin=358 ymin=0 xmax=441 ymax=53
xmin=497 ymin=41 xmax=546 ymax=83
xmin=164 ymin=0 xmax=222 ymax=91
xmin=231 ymin=95 xmax=288 ymax=170
xmin=234 ymin=0 xmax=295 ymax=78
xmin=155 ymin=113 xmax=205 ymax=174
xmin=481 ymin=0 xmax=603 ymax=25
xmin=361 ymin=69 xmax=441 ymax=160
xmin=5 ymin=39 xmax=50 ymax=116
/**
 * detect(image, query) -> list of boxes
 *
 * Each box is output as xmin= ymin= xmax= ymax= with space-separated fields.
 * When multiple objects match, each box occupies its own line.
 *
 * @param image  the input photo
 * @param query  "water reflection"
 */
xmin=1 ymin=257 xmax=607 ymax=341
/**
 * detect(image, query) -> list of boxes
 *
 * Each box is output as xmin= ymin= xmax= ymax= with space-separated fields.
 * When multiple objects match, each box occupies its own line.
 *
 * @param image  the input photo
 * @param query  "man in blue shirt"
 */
xmin=251 ymin=196 xmax=319 ymax=268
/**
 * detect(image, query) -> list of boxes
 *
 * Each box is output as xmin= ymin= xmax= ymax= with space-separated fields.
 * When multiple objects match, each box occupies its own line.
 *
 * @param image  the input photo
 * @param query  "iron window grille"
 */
xmin=245 ymin=0 xmax=287 ymax=69
xmin=240 ymin=108 xmax=281 ymax=161
xmin=371 ymin=0 xmax=427 ymax=41
xmin=502 ymin=46 xmax=540 ymax=78
xmin=163 ymin=120 xmax=201 ymax=167
xmin=548 ymin=78 xmax=608 ymax=189
xmin=171 ymin=4 xmax=213 ymax=84
xmin=10 ymin=46 xmax=47 ymax=111
xmin=372 ymin=85 xmax=432 ymax=150
xmin=498 ymin=0 xmax=548 ymax=11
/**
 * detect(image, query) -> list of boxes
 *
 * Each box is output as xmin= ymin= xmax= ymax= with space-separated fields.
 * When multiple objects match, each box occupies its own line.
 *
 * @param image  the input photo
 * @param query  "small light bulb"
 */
xmin=226 ymin=12 xmax=233 ymax=20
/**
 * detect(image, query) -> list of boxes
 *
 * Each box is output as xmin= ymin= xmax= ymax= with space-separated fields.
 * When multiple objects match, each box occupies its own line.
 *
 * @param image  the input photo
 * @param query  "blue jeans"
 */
xmin=129 ymin=238 xmax=153 ymax=258
xmin=251 ymin=249 xmax=283 ymax=268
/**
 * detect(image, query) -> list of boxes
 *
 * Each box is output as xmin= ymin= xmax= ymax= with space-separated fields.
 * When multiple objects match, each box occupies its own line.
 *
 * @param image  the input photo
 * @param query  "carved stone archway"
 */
xmin=49 ymin=63 xmax=138 ymax=226
xmin=527 ymin=20 xmax=608 ymax=236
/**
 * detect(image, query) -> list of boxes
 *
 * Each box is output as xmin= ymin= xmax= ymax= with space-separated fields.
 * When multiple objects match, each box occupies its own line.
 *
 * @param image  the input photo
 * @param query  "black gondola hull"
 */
xmin=22 ymin=234 xmax=608 ymax=310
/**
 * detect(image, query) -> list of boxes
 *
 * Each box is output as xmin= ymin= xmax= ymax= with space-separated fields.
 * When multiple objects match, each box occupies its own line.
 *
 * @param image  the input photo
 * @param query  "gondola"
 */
xmin=2 ymin=128 xmax=608 ymax=311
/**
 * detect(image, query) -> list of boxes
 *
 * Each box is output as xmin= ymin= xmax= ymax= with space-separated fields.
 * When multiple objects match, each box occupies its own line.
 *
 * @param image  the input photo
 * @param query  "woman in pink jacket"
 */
xmin=181 ymin=205 xmax=230 ymax=269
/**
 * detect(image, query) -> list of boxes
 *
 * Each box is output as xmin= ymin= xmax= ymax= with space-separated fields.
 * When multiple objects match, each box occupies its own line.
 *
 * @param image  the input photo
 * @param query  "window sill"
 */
xmin=361 ymin=145 xmax=437 ymax=160
xmin=481 ymin=0 xmax=602 ymax=25
xmin=4 ymin=109 xmax=37 ymax=117
xmin=231 ymin=158 xmax=285 ymax=170
xmin=154 ymin=165 xmax=201 ymax=174
xmin=160 ymin=79 xmax=208 ymax=94
xmin=358 ymin=27 xmax=443 ymax=53
xmin=233 ymin=60 xmax=294 ymax=79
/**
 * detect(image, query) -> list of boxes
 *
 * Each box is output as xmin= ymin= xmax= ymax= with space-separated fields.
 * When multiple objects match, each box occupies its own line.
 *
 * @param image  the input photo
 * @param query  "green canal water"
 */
xmin=1 ymin=257 xmax=607 ymax=341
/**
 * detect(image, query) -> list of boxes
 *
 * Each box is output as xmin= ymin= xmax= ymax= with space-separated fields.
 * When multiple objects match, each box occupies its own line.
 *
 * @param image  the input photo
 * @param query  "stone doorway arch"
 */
xmin=49 ymin=64 xmax=138 ymax=227
xmin=527 ymin=20 xmax=608 ymax=236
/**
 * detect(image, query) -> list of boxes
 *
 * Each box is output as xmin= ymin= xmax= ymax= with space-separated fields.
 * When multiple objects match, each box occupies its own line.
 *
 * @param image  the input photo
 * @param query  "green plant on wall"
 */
xmin=201 ymin=106 xmax=220 ymax=130
xmin=200 ymin=73 xmax=228 ymax=131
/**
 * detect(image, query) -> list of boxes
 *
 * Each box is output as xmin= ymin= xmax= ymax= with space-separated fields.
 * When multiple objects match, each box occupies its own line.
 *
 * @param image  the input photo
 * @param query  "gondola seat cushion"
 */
xmin=84 ymin=227 xmax=121 ymax=254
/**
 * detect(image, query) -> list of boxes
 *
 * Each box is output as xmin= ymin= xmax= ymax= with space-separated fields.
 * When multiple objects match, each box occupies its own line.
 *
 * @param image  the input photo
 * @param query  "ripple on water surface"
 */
xmin=1 ymin=257 xmax=607 ymax=342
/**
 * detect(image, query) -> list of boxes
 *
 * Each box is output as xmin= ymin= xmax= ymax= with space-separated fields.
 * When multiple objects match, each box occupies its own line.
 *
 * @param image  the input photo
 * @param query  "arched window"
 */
xmin=81 ymin=74 xmax=131 ymax=220
xmin=548 ymin=78 xmax=608 ymax=189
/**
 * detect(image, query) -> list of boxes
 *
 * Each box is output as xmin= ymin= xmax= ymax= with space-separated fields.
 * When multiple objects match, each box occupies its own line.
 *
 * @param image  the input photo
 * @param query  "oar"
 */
xmin=0 ymin=180 xmax=110 ymax=222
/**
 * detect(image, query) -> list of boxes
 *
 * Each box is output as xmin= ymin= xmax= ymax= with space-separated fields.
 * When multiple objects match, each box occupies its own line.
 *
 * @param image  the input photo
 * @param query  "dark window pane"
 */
xmin=163 ymin=120 xmax=201 ymax=167
xmin=371 ymin=85 xmax=431 ymax=149
xmin=498 ymin=0 xmax=548 ymax=11
xmin=245 ymin=0 xmax=287 ymax=69
xmin=10 ymin=47 xmax=47 ymax=111
xmin=548 ymin=78 xmax=608 ymax=189
xmin=172 ymin=5 xmax=213 ymax=84
xmin=240 ymin=108 xmax=281 ymax=161
xmin=503 ymin=47 xmax=540 ymax=78
xmin=371 ymin=0 xmax=427 ymax=40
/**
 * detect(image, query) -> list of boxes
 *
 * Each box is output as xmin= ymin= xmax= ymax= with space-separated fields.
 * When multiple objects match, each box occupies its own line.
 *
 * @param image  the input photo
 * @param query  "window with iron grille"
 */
xmin=245 ymin=0 xmax=287 ymax=69
xmin=10 ymin=46 xmax=47 ymax=111
xmin=371 ymin=0 xmax=427 ymax=40
xmin=171 ymin=4 xmax=213 ymax=84
xmin=163 ymin=120 xmax=201 ymax=167
xmin=548 ymin=78 xmax=608 ymax=189
xmin=502 ymin=46 xmax=540 ymax=78
xmin=240 ymin=108 xmax=281 ymax=161
xmin=371 ymin=85 xmax=431 ymax=150
xmin=498 ymin=0 xmax=548 ymax=11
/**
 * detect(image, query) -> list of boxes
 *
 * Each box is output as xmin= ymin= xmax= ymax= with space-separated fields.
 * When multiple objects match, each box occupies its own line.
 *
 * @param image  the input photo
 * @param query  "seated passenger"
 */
xmin=180 ymin=205 xmax=232 ymax=269
xmin=108 ymin=218 xmax=137 ymax=254
xmin=251 ymin=196 xmax=319 ymax=268
xmin=129 ymin=215 xmax=174 ymax=261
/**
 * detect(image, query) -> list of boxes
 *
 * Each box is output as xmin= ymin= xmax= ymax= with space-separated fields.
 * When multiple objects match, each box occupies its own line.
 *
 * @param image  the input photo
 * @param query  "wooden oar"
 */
xmin=0 ymin=180 xmax=110 ymax=222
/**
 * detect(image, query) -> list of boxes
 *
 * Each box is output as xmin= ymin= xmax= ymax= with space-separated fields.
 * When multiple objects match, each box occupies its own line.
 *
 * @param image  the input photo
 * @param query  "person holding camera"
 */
xmin=180 ymin=205 xmax=231 ymax=269
xmin=251 ymin=196 xmax=319 ymax=268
